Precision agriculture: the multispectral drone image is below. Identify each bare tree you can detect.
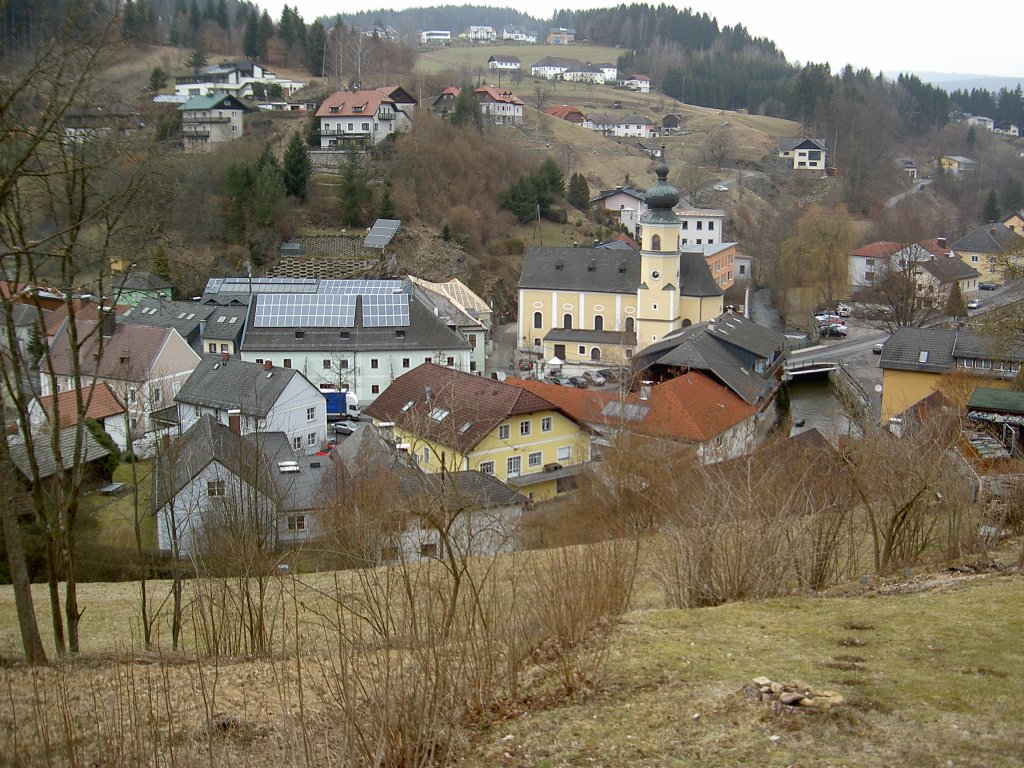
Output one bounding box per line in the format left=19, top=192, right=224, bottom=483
left=702, top=125, right=735, bottom=172
left=532, top=81, right=552, bottom=113
left=675, top=160, right=715, bottom=208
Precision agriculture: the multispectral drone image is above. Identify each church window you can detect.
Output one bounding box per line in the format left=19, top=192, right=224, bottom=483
left=562, top=313, right=573, bottom=329
left=594, top=315, right=604, bottom=331
left=625, top=317, right=635, bottom=333
left=533, top=311, right=543, bottom=328
left=651, top=234, right=661, bottom=251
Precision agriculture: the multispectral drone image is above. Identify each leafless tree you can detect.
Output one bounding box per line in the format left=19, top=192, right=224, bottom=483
left=702, top=125, right=736, bottom=172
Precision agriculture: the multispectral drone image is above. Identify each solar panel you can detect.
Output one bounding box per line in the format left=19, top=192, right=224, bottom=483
left=362, top=293, right=410, bottom=327
left=252, top=294, right=357, bottom=328
left=363, top=218, right=401, bottom=249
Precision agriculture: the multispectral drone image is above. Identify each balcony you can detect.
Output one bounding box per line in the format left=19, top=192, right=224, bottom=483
left=182, top=115, right=232, bottom=124
left=319, top=128, right=371, bottom=137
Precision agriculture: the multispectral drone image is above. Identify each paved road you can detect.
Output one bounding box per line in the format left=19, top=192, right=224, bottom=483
left=886, top=178, right=932, bottom=209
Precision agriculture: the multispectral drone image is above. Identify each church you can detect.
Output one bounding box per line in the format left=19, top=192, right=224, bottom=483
left=517, top=155, right=724, bottom=364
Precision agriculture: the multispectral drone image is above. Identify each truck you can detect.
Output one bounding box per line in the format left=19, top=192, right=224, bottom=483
left=321, top=388, right=361, bottom=421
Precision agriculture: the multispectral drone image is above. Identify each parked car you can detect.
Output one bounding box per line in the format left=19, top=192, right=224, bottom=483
left=820, top=324, right=847, bottom=338
left=544, top=376, right=573, bottom=386
left=967, top=298, right=982, bottom=309
left=568, top=375, right=589, bottom=388
left=583, top=370, right=607, bottom=386
left=713, top=184, right=729, bottom=192
left=979, top=281, right=998, bottom=291
left=597, top=368, right=620, bottom=383
left=836, top=303, right=852, bottom=317
left=872, top=342, right=884, bottom=354
left=814, top=312, right=843, bottom=325
left=334, top=421, right=362, bottom=435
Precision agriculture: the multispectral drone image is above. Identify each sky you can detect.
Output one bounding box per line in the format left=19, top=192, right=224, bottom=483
left=262, top=1, right=1022, bottom=79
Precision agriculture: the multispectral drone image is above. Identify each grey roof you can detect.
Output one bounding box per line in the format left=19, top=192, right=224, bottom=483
left=544, top=328, right=637, bottom=345
left=679, top=253, right=725, bottom=297
left=778, top=137, right=826, bottom=152
left=119, top=299, right=215, bottom=347
left=619, top=114, right=654, bottom=125
left=241, top=294, right=470, bottom=353
left=11, top=303, right=44, bottom=327
left=519, top=247, right=639, bottom=293
left=9, top=426, right=109, bottom=481
left=894, top=157, right=917, bottom=169
left=203, top=306, right=248, bottom=341
left=410, top=282, right=483, bottom=330
left=879, top=327, right=1024, bottom=374
left=533, top=56, right=580, bottom=69
left=632, top=314, right=785, bottom=405
left=116, top=270, right=174, bottom=292
left=918, top=256, right=978, bottom=283
left=591, top=186, right=646, bottom=203
left=593, top=239, right=636, bottom=250
left=950, top=223, right=1024, bottom=255
left=175, top=355, right=313, bottom=418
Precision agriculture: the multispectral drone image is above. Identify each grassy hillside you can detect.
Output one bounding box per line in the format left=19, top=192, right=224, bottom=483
left=415, top=43, right=626, bottom=77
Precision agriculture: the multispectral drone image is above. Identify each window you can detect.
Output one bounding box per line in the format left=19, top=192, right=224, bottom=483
left=207, top=479, right=226, bottom=497
left=682, top=221, right=689, bottom=230
left=697, top=221, right=703, bottom=230
left=971, top=255, right=979, bottom=263
left=371, top=384, right=380, bottom=394
left=422, top=447, right=430, bottom=464
left=541, top=416, right=552, bottom=432
left=533, top=311, right=543, bottom=329
left=402, top=357, right=410, bottom=368
left=557, top=446, right=572, bottom=462
left=499, top=424, right=511, bottom=440
left=128, top=388, right=137, bottom=403
left=534, top=338, right=541, bottom=347
left=652, top=303, right=658, bottom=311
left=208, top=343, right=217, bottom=353
left=591, top=347, right=601, bottom=361
left=425, top=356, right=432, bottom=363
left=287, top=514, right=306, bottom=531
left=479, top=460, right=495, bottom=475
left=528, top=451, right=543, bottom=468
left=362, top=122, right=370, bottom=130
left=709, top=221, right=715, bottom=231
left=220, top=343, right=228, bottom=352
left=339, top=359, right=349, bottom=369
left=594, top=315, right=604, bottom=331
left=371, top=358, right=379, bottom=369
left=307, top=407, right=316, bottom=421
left=563, top=313, right=573, bottom=329
left=651, top=234, right=661, bottom=251
left=446, top=356, right=455, bottom=366
left=625, top=316, right=635, bottom=333
left=283, top=359, right=292, bottom=368
left=323, top=359, right=332, bottom=369
left=520, top=420, right=531, bottom=436
left=293, top=436, right=302, bottom=450
left=507, top=455, right=521, bottom=477
left=152, top=387, right=161, bottom=403
left=130, top=417, right=138, bottom=432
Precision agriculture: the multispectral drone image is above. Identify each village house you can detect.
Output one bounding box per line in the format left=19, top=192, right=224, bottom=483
left=546, top=27, right=575, bottom=45
left=487, top=54, right=521, bottom=71
left=174, top=60, right=304, bottom=100
left=849, top=238, right=978, bottom=303
left=674, top=208, right=726, bottom=247
left=420, top=30, right=451, bottom=45
left=179, top=93, right=248, bottom=151
left=1003, top=210, right=1024, bottom=235
left=27, top=383, right=128, bottom=452
left=408, top=276, right=491, bottom=374
left=466, top=25, right=497, bottom=43
left=777, top=137, right=828, bottom=171
left=531, top=56, right=580, bottom=79
left=502, top=27, right=537, bottom=43
left=878, top=327, right=1024, bottom=423
left=893, top=158, right=918, bottom=180
left=62, top=103, right=143, bottom=143
left=950, top=223, right=1024, bottom=286
left=939, top=155, right=978, bottom=177
left=172, top=355, right=327, bottom=455
left=613, top=114, right=657, bottom=139
left=364, top=363, right=591, bottom=501
left=315, top=87, right=416, bottom=149
left=545, top=104, right=587, bottom=125
left=110, top=269, right=174, bottom=306
left=432, top=86, right=460, bottom=114
left=474, top=84, right=524, bottom=125
left=621, top=74, right=651, bottom=93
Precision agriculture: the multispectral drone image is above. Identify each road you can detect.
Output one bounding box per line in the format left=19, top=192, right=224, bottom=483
left=885, top=178, right=932, bottom=209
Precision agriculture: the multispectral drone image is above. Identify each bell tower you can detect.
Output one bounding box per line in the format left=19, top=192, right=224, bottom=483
left=636, top=149, right=683, bottom=349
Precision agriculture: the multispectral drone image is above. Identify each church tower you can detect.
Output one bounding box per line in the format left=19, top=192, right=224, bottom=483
left=636, top=151, right=683, bottom=349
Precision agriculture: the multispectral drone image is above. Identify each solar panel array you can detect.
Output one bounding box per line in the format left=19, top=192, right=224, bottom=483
left=363, top=219, right=401, bottom=249
left=250, top=280, right=410, bottom=328
left=206, top=277, right=319, bottom=295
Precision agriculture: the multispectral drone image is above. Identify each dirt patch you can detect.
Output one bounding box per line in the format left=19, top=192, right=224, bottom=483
left=838, top=637, right=868, bottom=648
left=841, top=621, right=876, bottom=631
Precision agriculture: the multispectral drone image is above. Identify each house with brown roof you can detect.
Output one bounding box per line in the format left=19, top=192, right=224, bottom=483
left=364, top=363, right=591, bottom=501
left=28, top=383, right=128, bottom=452
left=545, top=104, right=586, bottom=124
left=315, top=87, right=415, bottom=149
left=513, top=372, right=759, bottom=462
left=950, top=223, right=1024, bottom=286
left=41, top=316, right=201, bottom=449
left=474, top=84, right=524, bottom=125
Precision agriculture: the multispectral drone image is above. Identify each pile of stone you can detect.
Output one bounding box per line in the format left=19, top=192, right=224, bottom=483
left=745, top=677, right=844, bottom=710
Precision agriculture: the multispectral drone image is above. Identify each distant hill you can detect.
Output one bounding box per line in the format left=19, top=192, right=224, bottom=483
left=887, top=71, right=1024, bottom=93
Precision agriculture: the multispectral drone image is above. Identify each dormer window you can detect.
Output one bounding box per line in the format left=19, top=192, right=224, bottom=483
left=330, top=106, right=339, bottom=113
left=353, top=105, right=363, bottom=113
left=554, top=260, right=564, bottom=271
left=295, top=330, right=305, bottom=339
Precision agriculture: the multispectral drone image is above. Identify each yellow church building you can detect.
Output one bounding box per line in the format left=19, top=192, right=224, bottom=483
left=517, top=156, right=724, bottom=364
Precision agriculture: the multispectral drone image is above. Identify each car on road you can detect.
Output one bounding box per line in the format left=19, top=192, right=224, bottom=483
left=568, top=376, right=589, bottom=388
left=872, top=342, right=884, bottom=354
left=967, top=298, right=982, bottom=309
left=334, top=421, right=363, bottom=435
left=583, top=370, right=606, bottom=386
left=544, top=376, right=573, bottom=387
left=979, top=282, right=998, bottom=291
left=713, top=184, right=729, bottom=192
left=598, top=368, right=620, bottom=383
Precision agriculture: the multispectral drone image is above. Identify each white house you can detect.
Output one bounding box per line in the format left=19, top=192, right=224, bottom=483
left=467, top=25, right=497, bottom=42
left=613, top=114, right=657, bottom=139
left=174, top=60, right=304, bottom=100
left=315, top=87, right=414, bottom=149
left=174, top=354, right=328, bottom=456
left=502, top=27, right=537, bottom=43
left=563, top=64, right=606, bottom=84
left=487, top=55, right=521, bottom=71
left=675, top=208, right=726, bottom=247
left=474, top=84, right=524, bottom=125
left=597, top=63, right=618, bottom=84
left=408, top=276, right=491, bottom=374
left=28, top=383, right=129, bottom=453
left=994, top=123, right=1020, bottom=137
left=966, top=115, right=995, bottom=131
left=531, top=56, right=579, bottom=79
left=777, top=137, right=827, bottom=171
left=621, top=74, right=651, bottom=93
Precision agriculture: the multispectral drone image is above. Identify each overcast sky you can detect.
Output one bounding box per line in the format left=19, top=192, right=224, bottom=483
left=264, top=1, right=1022, bottom=78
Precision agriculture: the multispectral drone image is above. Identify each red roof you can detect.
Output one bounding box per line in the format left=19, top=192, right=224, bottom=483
left=545, top=105, right=585, bottom=121
left=514, top=373, right=756, bottom=443
left=851, top=241, right=902, bottom=258
left=47, top=319, right=176, bottom=381
left=917, top=238, right=950, bottom=257
left=316, top=89, right=394, bottom=119
left=364, top=363, right=569, bottom=453
left=36, top=383, right=125, bottom=427
left=474, top=84, right=524, bottom=106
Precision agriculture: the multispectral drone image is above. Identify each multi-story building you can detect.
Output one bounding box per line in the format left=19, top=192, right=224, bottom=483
left=474, top=84, right=524, bottom=125
left=179, top=94, right=247, bottom=151
left=365, top=363, right=591, bottom=501
left=315, top=87, right=415, bottom=149
left=777, top=137, right=828, bottom=171
left=174, top=60, right=304, bottom=99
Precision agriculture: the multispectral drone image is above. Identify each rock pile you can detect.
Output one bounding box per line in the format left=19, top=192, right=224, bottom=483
left=744, top=677, right=844, bottom=710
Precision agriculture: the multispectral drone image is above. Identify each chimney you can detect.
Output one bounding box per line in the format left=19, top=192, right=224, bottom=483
left=227, top=408, right=241, bottom=434
left=937, top=236, right=947, bottom=249
left=221, top=351, right=230, bottom=362
left=100, top=308, right=116, bottom=339
left=263, top=359, right=272, bottom=371
left=640, top=380, right=652, bottom=401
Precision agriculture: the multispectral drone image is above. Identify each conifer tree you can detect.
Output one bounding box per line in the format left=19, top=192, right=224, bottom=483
left=282, top=132, right=311, bottom=200
left=982, top=188, right=1000, bottom=223
left=567, top=172, right=590, bottom=210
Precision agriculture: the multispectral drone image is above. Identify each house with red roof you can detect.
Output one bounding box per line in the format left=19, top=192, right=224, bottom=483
left=315, top=87, right=416, bottom=149
left=850, top=237, right=979, bottom=303
left=474, top=84, right=524, bottom=125
left=28, top=383, right=128, bottom=451
left=364, top=363, right=591, bottom=501
left=514, top=372, right=759, bottom=462
left=545, top=104, right=586, bottom=124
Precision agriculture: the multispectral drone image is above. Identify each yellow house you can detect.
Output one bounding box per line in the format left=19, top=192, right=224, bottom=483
left=878, top=327, right=1024, bottom=423
left=1002, top=210, right=1024, bottom=235
left=950, top=223, right=1024, bottom=285
left=939, top=155, right=978, bottom=176
left=363, top=363, right=590, bottom=501
left=517, top=156, right=723, bottom=364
